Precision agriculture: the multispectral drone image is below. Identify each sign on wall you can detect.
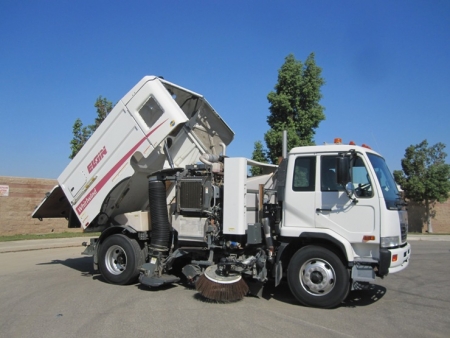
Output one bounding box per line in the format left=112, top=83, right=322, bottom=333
left=0, top=185, right=9, bottom=197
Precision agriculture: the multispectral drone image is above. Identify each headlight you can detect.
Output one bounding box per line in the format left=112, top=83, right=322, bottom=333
left=381, top=236, right=400, bottom=248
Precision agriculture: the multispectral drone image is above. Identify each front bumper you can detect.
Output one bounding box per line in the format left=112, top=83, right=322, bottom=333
left=388, top=242, right=411, bottom=274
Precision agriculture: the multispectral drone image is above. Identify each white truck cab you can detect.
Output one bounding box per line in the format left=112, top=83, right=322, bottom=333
left=279, top=141, right=410, bottom=279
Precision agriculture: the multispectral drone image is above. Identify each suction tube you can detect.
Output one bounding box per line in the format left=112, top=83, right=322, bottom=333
left=148, top=178, right=171, bottom=254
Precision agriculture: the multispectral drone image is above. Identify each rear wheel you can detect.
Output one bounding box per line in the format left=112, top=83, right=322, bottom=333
left=287, top=246, right=349, bottom=308
left=98, top=234, right=145, bottom=285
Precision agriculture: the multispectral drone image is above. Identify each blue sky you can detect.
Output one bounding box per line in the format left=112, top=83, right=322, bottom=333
left=1, top=1, right=449, bottom=179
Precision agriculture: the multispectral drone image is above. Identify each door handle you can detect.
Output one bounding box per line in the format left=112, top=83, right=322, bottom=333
left=316, top=208, right=332, bottom=212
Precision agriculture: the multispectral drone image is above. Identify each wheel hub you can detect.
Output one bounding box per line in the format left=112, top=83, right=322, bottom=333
left=310, top=271, right=324, bottom=284
left=105, top=245, right=127, bottom=275
left=300, top=259, right=336, bottom=296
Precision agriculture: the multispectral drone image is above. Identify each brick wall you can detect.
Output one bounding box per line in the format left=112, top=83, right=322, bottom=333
left=1, top=176, right=449, bottom=236
left=0, top=176, right=81, bottom=236
left=407, top=199, right=450, bottom=233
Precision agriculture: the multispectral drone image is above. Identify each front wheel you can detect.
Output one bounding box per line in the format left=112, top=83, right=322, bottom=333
left=287, top=246, right=349, bottom=308
left=98, top=234, right=145, bottom=285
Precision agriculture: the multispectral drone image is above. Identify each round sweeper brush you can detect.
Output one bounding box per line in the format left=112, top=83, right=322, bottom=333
left=196, top=265, right=249, bottom=302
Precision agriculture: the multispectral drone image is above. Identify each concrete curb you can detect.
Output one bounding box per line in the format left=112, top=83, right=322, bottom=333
left=0, top=234, right=449, bottom=254
left=407, top=234, right=450, bottom=241
left=0, top=237, right=90, bottom=254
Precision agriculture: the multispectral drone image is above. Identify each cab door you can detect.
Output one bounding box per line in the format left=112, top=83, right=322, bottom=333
left=315, top=154, right=380, bottom=245
left=282, top=155, right=317, bottom=235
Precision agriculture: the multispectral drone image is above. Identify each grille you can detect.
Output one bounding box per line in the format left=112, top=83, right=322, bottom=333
left=179, top=180, right=203, bottom=211
left=401, top=222, right=408, bottom=242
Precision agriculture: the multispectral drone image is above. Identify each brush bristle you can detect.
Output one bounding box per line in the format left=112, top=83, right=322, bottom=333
left=196, top=274, right=249, bottom=302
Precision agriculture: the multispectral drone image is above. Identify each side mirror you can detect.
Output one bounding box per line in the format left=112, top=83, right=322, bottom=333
left=345, top=182, right=355, bottom=196
left=336, top=157, right=350, bottom=186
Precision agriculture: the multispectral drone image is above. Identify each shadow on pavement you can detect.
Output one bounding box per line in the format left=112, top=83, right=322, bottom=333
left=253, top=280, right=387, bottom=308
left=38, top=257, right=387, bottom=308
left=37, top=256, right=97, bottom=279
left=260, top=280, right=299, bottom=305
left=342, top=284, right=387, bottom=307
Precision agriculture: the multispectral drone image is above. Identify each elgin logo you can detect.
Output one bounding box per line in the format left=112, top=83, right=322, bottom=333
left=87, top=146, right=107, bottom=173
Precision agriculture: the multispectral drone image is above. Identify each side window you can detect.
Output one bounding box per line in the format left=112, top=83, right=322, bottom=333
left=321, top=156, right=342, bottom=191
left=352, top=156, right=373, bottom=198
left=138, top=95, right=164, bottom=129
left=293, top=157, right=315, bottom=191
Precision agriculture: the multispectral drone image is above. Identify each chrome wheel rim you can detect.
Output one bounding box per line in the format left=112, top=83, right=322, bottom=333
left=104, top=245, right=127, bottom=275
left=299, top=258, right=336, bottom=296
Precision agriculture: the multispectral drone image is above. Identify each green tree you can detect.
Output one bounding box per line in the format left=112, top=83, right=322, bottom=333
left=93, top=96, right=113, bottom=130
left=69, top=118, right=92, bottom=159
left=69, top=96, right=113, bottom=159
left=250, top=140, right=268, bottom=176
left=252, top=53, right=325, bottom=166
left=393, top=140, right=450, bottom=233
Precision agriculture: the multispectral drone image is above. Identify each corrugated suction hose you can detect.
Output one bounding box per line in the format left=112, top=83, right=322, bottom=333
left=148, top=178, right=170, bottom=253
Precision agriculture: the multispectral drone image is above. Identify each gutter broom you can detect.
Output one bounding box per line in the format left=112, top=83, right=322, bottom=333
left=196, top=265, right=249, bottom=302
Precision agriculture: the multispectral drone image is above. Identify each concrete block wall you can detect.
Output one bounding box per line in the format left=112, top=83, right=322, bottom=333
left=0, top=176, right=80, bottom=236
left=432, top=200, right=450, bottom=233
left=407, top=199, right=450, bottom=233
left=0, top=175, right=449, bottom=235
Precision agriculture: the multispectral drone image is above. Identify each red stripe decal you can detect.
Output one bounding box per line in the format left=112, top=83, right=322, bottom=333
left=76, top=119, right=168, bottom=215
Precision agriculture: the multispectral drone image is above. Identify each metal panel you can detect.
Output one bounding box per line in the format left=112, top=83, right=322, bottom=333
left=32, top=185, right=71, bottom=219
left=223, top=157, right=247, bottom=235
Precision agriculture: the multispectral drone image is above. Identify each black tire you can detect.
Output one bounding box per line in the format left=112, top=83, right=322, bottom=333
left=287, top=246, right=349, bottom=308
left=98, top=234, right=145, bottom=285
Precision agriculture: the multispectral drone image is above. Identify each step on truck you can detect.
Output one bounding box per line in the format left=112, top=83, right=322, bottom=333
left=33, top=76, right=411, bottom=308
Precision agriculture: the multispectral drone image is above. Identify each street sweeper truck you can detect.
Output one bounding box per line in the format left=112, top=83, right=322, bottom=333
left=33, top=76, right=410, bottom=308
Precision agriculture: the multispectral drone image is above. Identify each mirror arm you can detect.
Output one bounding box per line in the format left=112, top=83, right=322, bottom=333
left=347, top=191, right=359, bottom=204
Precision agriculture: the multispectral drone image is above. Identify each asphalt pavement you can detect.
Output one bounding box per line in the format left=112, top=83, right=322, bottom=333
left=0, top=234, right=449, bottom=253
left=1, top=240, right=449, bottom=337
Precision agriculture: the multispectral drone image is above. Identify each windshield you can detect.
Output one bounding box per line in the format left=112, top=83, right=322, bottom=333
left=367, top=153, right=400, bottom=209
